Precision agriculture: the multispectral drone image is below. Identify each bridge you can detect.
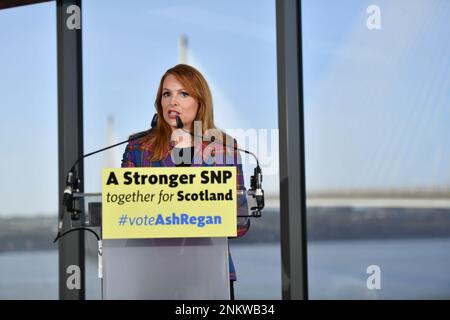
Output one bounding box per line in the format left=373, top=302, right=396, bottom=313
left=264, top=188, right=450, bottom=209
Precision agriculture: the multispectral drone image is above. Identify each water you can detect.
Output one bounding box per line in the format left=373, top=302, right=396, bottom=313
left=231, top=238, right=450, bottom=299
left=1, top=238, right=450, bottom=299
left=0, top=250, right=58, bottom=299
left=308, top=238, right=450, bottom=299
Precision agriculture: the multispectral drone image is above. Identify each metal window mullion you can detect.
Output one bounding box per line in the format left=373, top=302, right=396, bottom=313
left=57, top=0, right=85, bottom=300
left=276, top=0, right=308, bottom=300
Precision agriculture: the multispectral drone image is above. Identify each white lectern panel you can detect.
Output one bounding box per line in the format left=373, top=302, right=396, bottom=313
left=102, top=237, right=230, bottom=300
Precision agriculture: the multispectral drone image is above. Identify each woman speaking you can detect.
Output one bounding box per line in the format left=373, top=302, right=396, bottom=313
left=121, top=64, right=250, bottom=299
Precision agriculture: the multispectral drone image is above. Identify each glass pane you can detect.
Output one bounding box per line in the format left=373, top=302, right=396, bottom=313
left=303, top=0, right=450, bottom=299
left=0, top=2, right=57, bottom=299
left=82, top=0, right=279, bottom=299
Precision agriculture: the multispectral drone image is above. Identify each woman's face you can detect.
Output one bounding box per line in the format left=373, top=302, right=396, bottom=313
left=161, top=74, right=199, bottom=132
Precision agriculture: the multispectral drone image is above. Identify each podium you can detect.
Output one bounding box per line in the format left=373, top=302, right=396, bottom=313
left=102, top=237, right=229, bottom=299
left=73, top=192, right=244, bottom=300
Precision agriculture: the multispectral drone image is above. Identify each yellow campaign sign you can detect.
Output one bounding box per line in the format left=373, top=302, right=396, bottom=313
left=102, top=167, right=237, bottom=239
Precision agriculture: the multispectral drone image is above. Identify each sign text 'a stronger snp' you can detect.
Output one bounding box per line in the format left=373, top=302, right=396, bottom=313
left=102, top=167, right=237, bottom=239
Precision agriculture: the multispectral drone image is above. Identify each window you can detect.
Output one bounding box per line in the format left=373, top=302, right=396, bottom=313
left=0, top=2, right=57, bottom=299
left=303, top=0, right=450, bottom=299
left=82, top=0, right=279, bottom=299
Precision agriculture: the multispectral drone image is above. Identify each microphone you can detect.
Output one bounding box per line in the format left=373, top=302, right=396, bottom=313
left=60, top=127, right=152, bottom=225
left=151, top=113, right=158, bottom=129
left=176, top=115, right=184, bottom=129
left=151, top=113, right=184, bottom=129
left=174, top=116, right=264, bottom=217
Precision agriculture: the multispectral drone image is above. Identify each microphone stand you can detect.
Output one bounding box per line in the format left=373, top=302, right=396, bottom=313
left=54, top=128, right=152, bottom=288
left=174, top=115, right=265, bottom=217
left=54, top=129, right=151, bottom=242
left=56, top=114, right=265, bottom=236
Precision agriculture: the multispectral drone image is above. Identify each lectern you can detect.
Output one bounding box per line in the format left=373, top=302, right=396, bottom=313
left=72, top=191, right=252, bottom=300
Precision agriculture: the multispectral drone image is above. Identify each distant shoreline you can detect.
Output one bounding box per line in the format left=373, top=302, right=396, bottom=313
left=2, top=207, right=450, bottom=253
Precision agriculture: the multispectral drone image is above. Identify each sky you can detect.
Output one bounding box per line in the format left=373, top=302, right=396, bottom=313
left=0, top=0, right=449, bottom=216
left=302, top=0, right=450, bottom=191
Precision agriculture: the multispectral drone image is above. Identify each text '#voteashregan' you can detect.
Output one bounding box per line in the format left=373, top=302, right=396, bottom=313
left=117, top=213, right=222, bottom=228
